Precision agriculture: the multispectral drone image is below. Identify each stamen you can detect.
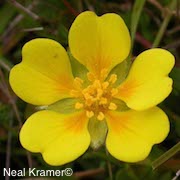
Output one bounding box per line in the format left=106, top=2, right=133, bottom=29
left=111, top=88, right=118, bottom=96
left=108, top=102, right=117, bottom=110
left=109, top=74, right=117, bottom=84
left=70, top=90, right=81, bottom=98
left=85, top=98, right=94, bottom=106
left=75, top=102, right=84, bottom=109
left=87, top=72, right=95, bottom=82
left=100, top=69, right=108, bottom=80
left=102, top=82, right=109, bottom=90
left=86, top=110, right=94, bottom=118
left=83, top=92, right=93, bottom=100
left=93, top=80, right=101, bottom=88
left=97, top=88, right=103, bottom=99
left=97, top=112, right=105, bottom=121
left=74, top=70, right=120, bottom=118
left=99, top=97, right=108, bottom=105
left=74, top=77, right=84, bottom=89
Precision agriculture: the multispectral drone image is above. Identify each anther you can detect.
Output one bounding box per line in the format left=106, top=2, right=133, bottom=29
left=86, top=111, right=94, bottom=118
left=75, top=102, right=84, bottom=109
left=87, top=72, right=95, bottom=82
left=74, top=77, right=84, bottom=89
left=109, top=74, right=117, bottom=84
left=97, top=88, right=103, bottom=99
left=97, top=112, right=105, bottom=121
left=93, top=80, right=101, bottom=88
left=111, top=88, right=119, bottom=96
left=84, top=92, right=93, bottom=100
left=99, top=97, right=108, bottom=105
left=100, top=69, right=108, bottom=80
left=70, top=90, right=81, bottom=98
left=108, top=102, right=117, bottom=110
left=102, top=81, right=109, bottom=90
left=85, top=98, right=94, bottom=106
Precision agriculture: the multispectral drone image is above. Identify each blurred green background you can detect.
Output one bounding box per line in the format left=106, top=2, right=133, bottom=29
left=0, top=0, right=179, bottom=179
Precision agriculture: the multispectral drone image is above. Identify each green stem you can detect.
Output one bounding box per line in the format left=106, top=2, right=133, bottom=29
left=152, top=142, right=180, bottom=169
left=106, top=149, right=113, bottom=180
left=130, top=0, right=147, bottom=49
left=152, top=0, right=177, bottom=48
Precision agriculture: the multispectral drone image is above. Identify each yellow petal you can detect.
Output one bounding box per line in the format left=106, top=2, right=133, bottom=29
left=116, top=48, right=175, bottom=110
left=106, top=107, right=169, bottom=162
left=69, top=11, right=131, bottom=78
left=9, top=38, right=74, bottom=105
left=20, top=110, right=90, bottom=166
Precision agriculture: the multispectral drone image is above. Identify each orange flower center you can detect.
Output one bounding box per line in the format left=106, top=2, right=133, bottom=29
left=70, top=69, right=119, bottom=120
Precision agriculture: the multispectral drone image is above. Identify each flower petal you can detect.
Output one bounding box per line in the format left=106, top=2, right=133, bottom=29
left=20, top=110, right=90, bottom=166
left=116, top=49, right=175, bottom=110
left=10, top=38, right=74, bottom=105
left=106, top=107, right=169, bottom=162
left=69, top=11, right=131, bottom=78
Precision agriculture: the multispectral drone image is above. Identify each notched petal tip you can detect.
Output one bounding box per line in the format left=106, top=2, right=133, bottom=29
left=9, top=38, right=75, bottom=105
left=105, top=107, right=170, bottom=162
left=69, top=11, right=131, bottom=78
left=20, top=110, right=90, bottom=166
left=116, top=48, right=175, bottom=110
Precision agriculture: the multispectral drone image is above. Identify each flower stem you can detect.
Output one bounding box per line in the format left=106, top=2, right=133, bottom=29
left=130, top=0, right=147, bottom=49
left=106, top=149, right=113, bottom=180
left=152, top=142, right=180, bottom=169
left=152, top=0, right=177, bottom=48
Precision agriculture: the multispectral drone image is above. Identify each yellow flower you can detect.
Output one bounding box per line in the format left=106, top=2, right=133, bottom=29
left=9, top=11, right=175, bottom=166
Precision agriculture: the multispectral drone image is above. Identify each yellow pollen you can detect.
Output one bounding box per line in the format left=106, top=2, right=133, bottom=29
left=99, top=97, right=108, bottom=105
left=85, top=98, right=94, bottom=106
left=87, top=72, right=95, bottom=82
left=71, top=71, right=120, bottom=120
left=86, top=110, right=94, bottom=118
left=97, top=88, right=103, bottom=99
left=102, top=82, right=109, bottom=89
left=97, top=112, right=105, bottom=121
left=93, top=80, right=101, bottom=88
left=111, top=88, right=119, bottom=96
left=83, top=92, right=91, bottom=100
left=108, top=102, right=117, bottom=110
left=109, top=74, right=117, bottom=84
left=75, top=102, right=84, bottom=109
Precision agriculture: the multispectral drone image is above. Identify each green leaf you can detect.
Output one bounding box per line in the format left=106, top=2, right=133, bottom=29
left=130, top=0, right=147, bottom=47
left=152, top=142, right=180, bottom=169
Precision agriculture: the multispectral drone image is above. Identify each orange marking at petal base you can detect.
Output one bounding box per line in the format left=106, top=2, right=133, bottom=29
left=56, top=74, right=74, bottom=92
left=117, top=79, right=137, bottom=99
left=106, top=111, right=129, bottom=133
left=65, top=112, right=88, bottom=134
